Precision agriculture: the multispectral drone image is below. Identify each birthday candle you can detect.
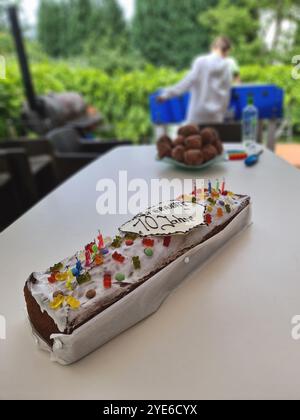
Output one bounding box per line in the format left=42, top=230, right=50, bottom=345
left=216, top=179, right=220, bottom=192
left=208, top=180, right=212, bottom=194
left=97, top=231, right=104, bottom=249
left=221, top=179, right=225, bottom=194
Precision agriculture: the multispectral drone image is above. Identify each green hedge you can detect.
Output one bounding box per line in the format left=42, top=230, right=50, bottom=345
left=0, top=60, right=297, bottom=141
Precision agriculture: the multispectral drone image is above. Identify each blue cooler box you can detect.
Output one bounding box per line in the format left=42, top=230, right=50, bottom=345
left=150, top=84, right=284, bottom=124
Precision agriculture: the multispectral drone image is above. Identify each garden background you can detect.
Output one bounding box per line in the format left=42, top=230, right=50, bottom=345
left=0, top=0, right=299, bottom=142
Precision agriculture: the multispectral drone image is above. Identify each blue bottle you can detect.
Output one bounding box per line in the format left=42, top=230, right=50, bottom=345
left=242, top=95, right=258, bottom=153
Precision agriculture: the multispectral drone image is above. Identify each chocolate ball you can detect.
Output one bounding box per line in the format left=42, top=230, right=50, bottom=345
left=157, top=135, right=173, bottom=148
left=184, top=149, right=204, bottom=166
left=185, top=135, right=202, bottom=150
left=173, top=135, right=185, bottom=147
left=200, top=127, right=220, bottom=145
left=178, top=124, right=200, bottom=138
left=202, top=144, right=218, bottom=162
left=212, top=139, right=224, bottom=155
left=157, top=142, right=172, bottom=159
left=171, top=145, right=185, bottom=162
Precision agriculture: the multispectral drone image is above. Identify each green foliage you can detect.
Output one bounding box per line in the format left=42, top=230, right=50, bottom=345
left=38, top=0, right=128, bottom=58
left=199, top=0, right=265, bottom=65
left=132, top=0, right=217, bottom=69
left=0, top=60, right=299, bottom=141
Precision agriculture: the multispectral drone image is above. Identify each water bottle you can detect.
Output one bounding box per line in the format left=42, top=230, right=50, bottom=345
left=242, top=95, right=258, bottom=153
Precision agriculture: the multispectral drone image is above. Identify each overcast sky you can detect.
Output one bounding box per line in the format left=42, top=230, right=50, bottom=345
left=21, top=0, right=135, bottom=24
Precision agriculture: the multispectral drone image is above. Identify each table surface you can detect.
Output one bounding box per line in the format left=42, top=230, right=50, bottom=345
left=1, top=144, right=300, bottom=400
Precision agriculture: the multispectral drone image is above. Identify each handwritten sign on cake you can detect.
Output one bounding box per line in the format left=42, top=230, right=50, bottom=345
left=120, top=201, right=206, bottom=237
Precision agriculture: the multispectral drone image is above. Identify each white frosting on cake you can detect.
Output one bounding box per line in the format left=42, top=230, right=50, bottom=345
left=28, top=191, right=249, bottom=333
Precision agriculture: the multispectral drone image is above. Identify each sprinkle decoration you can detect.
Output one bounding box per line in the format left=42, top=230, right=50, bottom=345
left=144, top=248, right=154, bottom=257
left=115, top=273, right=126, bottom=282
left=101, top=248, right=109, bottom=255
left=207, top=205, right=213, bottom=213
left=142, top=238, right=154, bottom=247
left=112, top=251, right=125, bottom=263
left=132, top=256, right=141, bottom=270
left=103, top=273, right=112, bottom=289
left=86, top=289, right=96, bottom=300
left=163, top=236, right=171, bottom=247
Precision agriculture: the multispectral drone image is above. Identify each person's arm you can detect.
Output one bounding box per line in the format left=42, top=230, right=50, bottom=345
left=159, top=58, right=202, bottom=101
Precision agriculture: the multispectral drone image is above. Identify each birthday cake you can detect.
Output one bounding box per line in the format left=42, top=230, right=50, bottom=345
left=24, top=186, right=251, bottom=364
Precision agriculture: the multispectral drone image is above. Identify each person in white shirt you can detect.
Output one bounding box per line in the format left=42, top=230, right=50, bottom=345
left=158, top=36, right=232, bottom=125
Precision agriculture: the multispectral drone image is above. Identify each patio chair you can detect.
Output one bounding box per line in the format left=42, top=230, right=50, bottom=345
left=0, top=139, right=58, bottom=198
left=46, top=127, right=132, bottom=181
left=0, top=150, right=23, bottom=231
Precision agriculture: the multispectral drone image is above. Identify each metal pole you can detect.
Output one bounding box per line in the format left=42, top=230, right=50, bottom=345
left=7, top=6, right=40, bottom=113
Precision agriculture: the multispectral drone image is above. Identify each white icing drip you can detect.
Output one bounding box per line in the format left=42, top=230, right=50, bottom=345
left=29, top=192, right=249, bottom=332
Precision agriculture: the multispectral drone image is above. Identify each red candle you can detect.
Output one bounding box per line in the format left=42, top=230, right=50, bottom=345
left=85, top=250, right=91, bottom=267
left=97, top=232, right=104, bottom=250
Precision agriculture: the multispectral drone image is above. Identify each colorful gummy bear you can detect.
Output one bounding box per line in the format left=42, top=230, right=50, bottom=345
left=49, top=294, right=64, bottom=310
left=65, top=296, right=80, bottom=310
left=48, top=273, right=57, bottom=284
left=163, top=236, right=171, bottom=247
left=125, top=239, right=134, bottom=246
left=207, top=206, right=213, bottom=213
left=207, top=198, right=216, bottom=205
left=103, top=273, right=112, bottom=289
left=142, top=238, right=154, bottom=247
left=77, top=272, right=91, bottom=285
left=205, top=213, right=212, bottom=225
left=225, top=204, right=231, bottom=214
left=217, top=208, right=224, bottom=218
left=112, top=252, right=125, bottom=263
left=111, top=236, right=123, bottom=248
left=132, top=256, right=141, bottom=270
left=50, top=262, right=63, bottom=273
left=94, top=254, right=104, bottom=266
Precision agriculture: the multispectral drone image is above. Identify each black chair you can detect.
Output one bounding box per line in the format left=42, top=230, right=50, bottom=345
left=199, top=123, right=242, bottom=143
left=0, top=139, right=58, bottom=198
left=46, top=127, right=132, bottom=181
left=0, top=150, right=23, bottom=231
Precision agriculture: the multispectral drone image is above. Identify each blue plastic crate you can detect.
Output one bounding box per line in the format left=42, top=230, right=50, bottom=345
left=150, top=84, right=284, bottom=124
left=149, top=91, right=189, bottom=124
left=229, top=84, right=284, bottom=120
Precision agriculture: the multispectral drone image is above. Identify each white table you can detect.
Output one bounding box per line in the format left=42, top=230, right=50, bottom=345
left=1, top=145, right=300, bottom=400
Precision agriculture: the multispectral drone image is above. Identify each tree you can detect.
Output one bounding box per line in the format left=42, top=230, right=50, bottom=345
left=199, top=0, right=264, bottom=65
left=132, top=0, right=217, bottom=69
left=38, top=0, right=128, bottom=58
